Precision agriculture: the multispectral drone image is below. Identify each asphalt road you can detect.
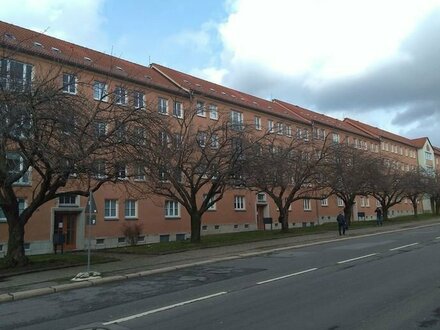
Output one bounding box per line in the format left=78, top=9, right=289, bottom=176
left=2, top=225, right=440, bottom=330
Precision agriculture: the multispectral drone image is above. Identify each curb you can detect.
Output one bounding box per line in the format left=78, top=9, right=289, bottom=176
left=1, top=221, right=439, bottom=303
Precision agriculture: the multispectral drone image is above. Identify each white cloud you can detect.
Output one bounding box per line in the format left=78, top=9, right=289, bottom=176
left=218, top=0, right=440, bottom=85
left=0, top=0, right=107, bottom=50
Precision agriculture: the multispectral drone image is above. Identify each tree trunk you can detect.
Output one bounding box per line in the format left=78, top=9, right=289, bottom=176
left=190, top=211, right=202, bottom=243
left=278, top=208, right=289, bottom=233
left=343, top=204, right=353, bottom=225
left=5, top=219, right=28, bottom=267
left=411, top=201, right=418, bottom=218
left=382, top=206, right=389, bottom=221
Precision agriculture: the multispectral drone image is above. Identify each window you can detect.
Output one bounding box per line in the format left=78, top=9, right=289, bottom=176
left=360, top=196, right=366, bottom=207
left=93, top=160, right=106, bottom=179
left=134, top=165, right=146, bottom=181
left=116, top=164, right=127, bottom=179
left=425, top=151, right=432, bottom=160
left=230, top=110, right=243, bottom=130
left=268, top=120, right=274, bottom=133
left=321, top=197, right=328, bottom=206
left=197, top=131, right=207, bottom=148
left=158, top=97, right=168, bottom=114
left=133, top=91, right=145, bottom=109
left=204, top=194, right=216, bottom=211
left=94, top=121, right=107, bottom=137
left=7, top=153, right=30, bottom=185
left=0, top=59, right=33, bottom=91
left=285, top=125, right=292, bottom=137
left=125, top=199, right=137, bottom=218
left=211, top=134, right=219, bottom=149
left=62, top=73, right=76, bottom=94
left=209, top=104, right=218, bottom=120
left=337, top=197, right=344, bottom=207
left=303, top=199, right=311, bottom=211
left=173, top=101, right=183, bottom=118
left=59, top=194, right=77, bottom=206
left=104, top=199, right=118, bottom=219
left=255, top=116, right=261, bottom=130
left=93, top=81, right=107, bottom=101
left=234, top=195, right=246, bottom=210
left=115, top=86, right=127, bottom=105
left=332, top=133, right=340, bottom=143
left=366, top=197, right=370, bottom=207
left=165, top=200, right=180, bottom=218
left=0, top=198, right=26, bottom=222
left=196, top=101, right=206, bottom=117
left=276, top=122, right=283, bottom=135
left=133, top=127, right=146, bottom=145
left=257, top=193, right=266, bottom=203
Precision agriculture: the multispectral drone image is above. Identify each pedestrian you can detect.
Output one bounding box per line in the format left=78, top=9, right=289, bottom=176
left=375, top=207, right=383, bottom=226
left=336, top=212, right=347, bottom=236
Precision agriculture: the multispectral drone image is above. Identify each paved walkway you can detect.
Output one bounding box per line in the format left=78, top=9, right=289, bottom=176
left=1, top=218, right=439, bottom=303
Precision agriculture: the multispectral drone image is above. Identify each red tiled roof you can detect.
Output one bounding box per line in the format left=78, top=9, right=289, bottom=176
left=151, top=63, right=310, bottom=125
left=274, top=99, right=375, bottom=139
left=0, top=20, right=182, bottom=94
left=344, top=118, right=416, bottom=147
left=411, top=137, right=428, bottom=149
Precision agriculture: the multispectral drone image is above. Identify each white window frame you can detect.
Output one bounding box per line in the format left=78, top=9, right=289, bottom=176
left=332, top=133, right=340, bottom=143
left=94, top=121, right=107, bottom=137
left=7, top=152, right=31, bottom=185
left=58, top=194, right=78, bottom=207
left=234, top=195, right=246, bottom=210
left=165, top=200, right=180, bottom=218
left=285, top=125, right=292, bottom=137
left=62, top=73, right=77, bottom=94
left=0, top=59, right=33, bottom=91
left=209, top=104, right=218, bottom=120
left=321, top=197, right=328, bottom=206
left=204, top=194, right=216, bottom=211
left=196, top=100, right=206, bottom=117
left=211, top=134, right=219, bottom=149
left=276, top=122, right=283, bottom=135
left=173, top=101, right=184, bottom=118
left=255, top=116, right=262, bottom=130
left=124, top=199, right=138, bottom=219
left=117, top=164, right=127, bottom=180
left=268, top=120, right=274, bottom=133
left=115, top=86, right=127, bottom=105
left=93, top=81, right=108, bottom=101
left=133, top=91, right=145, bottom=109
left=303, top=199, right=311, bottom=211
left=337, top=197, right=344, bottom=207
left=134, top=165, right=146, bottom=181
left=104, top=199, right=118, bottom=219
left=230, top=110, right=244, bottom=130
left=158, top=97, right=168, bottom=115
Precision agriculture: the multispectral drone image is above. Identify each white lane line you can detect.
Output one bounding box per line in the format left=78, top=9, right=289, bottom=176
left=389, top=243, right=419, bottom=251
left=337, top=253, right=378, bottom=264
left=436, top=237, right=440, bottom=240
left=256, top=268, right=318, bottom=285
left=103, top=291, right=227, bottom=325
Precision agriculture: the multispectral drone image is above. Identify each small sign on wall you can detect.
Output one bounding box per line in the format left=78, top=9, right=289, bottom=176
left=58, top=222, right=63, bottom=229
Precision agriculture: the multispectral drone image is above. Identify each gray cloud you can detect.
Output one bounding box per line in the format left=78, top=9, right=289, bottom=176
left=221, top=8, right=440, bottom=145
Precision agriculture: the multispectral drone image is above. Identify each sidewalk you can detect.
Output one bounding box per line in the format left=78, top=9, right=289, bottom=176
left=1, top=218, right=439, bottom=303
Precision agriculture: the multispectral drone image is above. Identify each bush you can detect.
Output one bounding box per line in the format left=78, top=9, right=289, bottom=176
left=121, top=223, right=143, bottom=246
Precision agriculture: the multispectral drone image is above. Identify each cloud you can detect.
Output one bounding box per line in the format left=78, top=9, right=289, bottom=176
left=196, top=0, right=440, bottom=144
left=0, top=0, right=108, bottom=51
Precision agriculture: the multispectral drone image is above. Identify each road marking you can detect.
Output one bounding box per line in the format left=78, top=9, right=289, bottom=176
left=436, top=237, right=440, bottom=240
left=389, top=243, right=419, bottom=251
left=103, top=291, right=227, bottom=325
left=256, top=268, right=318, bottom=285
left=337, top=253, right=378, bottom=264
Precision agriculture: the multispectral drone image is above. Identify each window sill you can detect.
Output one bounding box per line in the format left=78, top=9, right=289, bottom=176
left=125, top=217, right=138, bottom=220
left=104, top=218, right=119, bottom=221
left=165, top=216, right=181, bottom=219
left=234, top=209, right=246, bottom=212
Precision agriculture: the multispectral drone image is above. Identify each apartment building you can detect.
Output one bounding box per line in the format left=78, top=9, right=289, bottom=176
left=0, top=20, right=437, bottom=256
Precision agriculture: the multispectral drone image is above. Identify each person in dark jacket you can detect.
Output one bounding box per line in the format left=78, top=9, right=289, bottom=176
left=336, top=212, right=347, bottom=236
left=375, top=207, right=383, bottom=226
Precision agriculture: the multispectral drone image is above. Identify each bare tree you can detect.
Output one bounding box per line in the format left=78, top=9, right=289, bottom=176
left=128, top=102, right=257, bottom=243
left=0, top=58, right=147, bottom=266
left=401, top=167, right=431, bottom=217
left=244, top=132, right=329, bottom=232
left=369, top=158, right=406, bottom=221
left=323, top=142, right=377, bottom=224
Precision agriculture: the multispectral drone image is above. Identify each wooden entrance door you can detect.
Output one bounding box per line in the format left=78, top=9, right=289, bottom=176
left=257, top=205, right=265, bottom=230
left=54, top=213, right=77, bottom=250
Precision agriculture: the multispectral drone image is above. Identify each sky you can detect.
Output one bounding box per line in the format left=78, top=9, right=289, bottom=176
left=2, top=0, right=440, bottom=145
